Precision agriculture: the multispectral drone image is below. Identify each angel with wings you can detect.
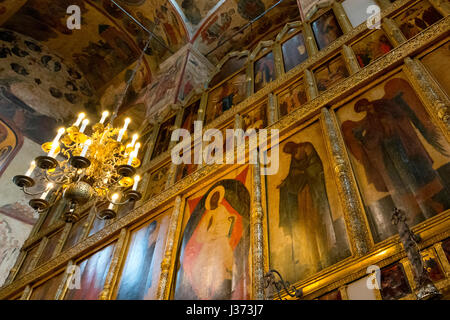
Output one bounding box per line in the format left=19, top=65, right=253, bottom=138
left=342, top=78, right=450, bottom=224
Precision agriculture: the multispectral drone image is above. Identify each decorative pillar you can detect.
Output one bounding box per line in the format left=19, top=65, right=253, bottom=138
left=29, top=211, right=47, bottom=238
left=303, top=23, right=319, bottom=56
left=429, top=0, right=450, bottom=16
left=268, top=93, right=279, bottom=125
left=342, top=45, right=361, bottom=74
left=333, top=1, right=353, bottom=34
left=273, top=42, right=285, bottom=77
left=165, top=107, right=185, bottom=189
left=157, top=196, right=184, bottom=300
left=54, top=223, right=72, bottom=257
left=4, top=251, right=26, bottom=285
left=382, top=18, right=407, bottom=46
left=19, top=285, right=31, bottom=300
left=55, top=261, right=75, bottom=300
left=434, top=242, right=450, bottom=278
left=246, top=63, right=254, bottom=97
left=338, top=285, right=349, bottom=300
left=99, top=228, right=128, bottom=300
left=321, top=108, right=372, bottom=256
left=403, top=57, right=450, bottom=139
left=305, top=69, right=319, bottom=101
left=252, top=152, right=265, bottom=300
left=196, top=90, right=209, bottom=123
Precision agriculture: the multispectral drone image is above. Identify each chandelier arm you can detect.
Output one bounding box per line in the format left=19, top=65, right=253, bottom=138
left=22, top=186, right=47, bottom=197
left=44, top=170, right=71, bottom=185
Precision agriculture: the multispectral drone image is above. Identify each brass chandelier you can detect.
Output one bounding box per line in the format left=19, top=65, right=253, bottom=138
left=12, top=112, right=142, bottom=222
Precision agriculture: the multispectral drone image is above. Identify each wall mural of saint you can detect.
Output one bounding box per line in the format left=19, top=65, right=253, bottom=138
left=254, top=51, right=275, bottom=93
left=115, top=213, right=170, bottom=300
left=311, top=10, right=343, bottom=50
left=174, top=167, right=251, bottom=299
left=267, top=124, right=350, bottom=285
left=338, top=76, right=450, bottom=242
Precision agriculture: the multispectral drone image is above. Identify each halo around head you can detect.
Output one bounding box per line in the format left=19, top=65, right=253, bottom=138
left=205, top=185, right=225, bottom=211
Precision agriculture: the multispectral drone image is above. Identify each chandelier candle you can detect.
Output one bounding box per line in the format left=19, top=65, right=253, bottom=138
left=109, top=193, right=120, bottom=210
left=80, top=139, right=92, bottom=157
left=73, top=113, right=85, bottom=127
left=99, top=111, right=109, bottom=124
left=117, top=118, right=131, bottom=142
left=48, top=128, right=66, bottom=157
left=79, top=119, right=89, bottom=134
left=132, top=175, right=140, bottom=191
left=128, top=142, right=141, bottom=165
left=25, top=161, right=36, bottom=177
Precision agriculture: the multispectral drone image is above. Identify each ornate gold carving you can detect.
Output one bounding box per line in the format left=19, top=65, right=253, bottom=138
left=434, top=242, right=450, bottom=278
left=156, top=196, right=183, bottom=300
left=54, top=261, right=73, bottom=300
left=251, top=155, right=265, bottom=300
left=333, top=1, right=353, bottom=34
left=342, top=45, right=361, bottom=75
left=320, top=108, right=372, bottom=256
left=305, top=69, right=318, bottom=101
left=303, top=22, right=319, bottom=56
left=403, top=57, right=450, bottom=140
left=19, top=286, right=31, bottom=300
left=429, top=0, right=450, bottom=16
left=268, top=93, right=278, bottom=125
left=382, top=18, right=407, bottom=46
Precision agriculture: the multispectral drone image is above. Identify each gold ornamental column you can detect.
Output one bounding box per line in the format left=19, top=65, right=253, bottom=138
left=320, top=108, right=372, bottom=256
left=333, top=1, right=353, bottom=34
left=303, top=23, right=319, bottom=56
left=156, top=196, right=184, bottom=300
left=305, top=69, right=319, bottom=101
left=403, top=57, right=450, bottom=139
left=4, top=251, right=26, bottom=286
left=268, top=93, right=279, bottom=125
left=99, top=229, right=128, bottom=300
left=166, top=106, right=185, bottom=189
left=342, top=45, right=361, bottom=75
left=382, top=18, right=407, bottom=46
left=251, top=151, right=265, bottom=300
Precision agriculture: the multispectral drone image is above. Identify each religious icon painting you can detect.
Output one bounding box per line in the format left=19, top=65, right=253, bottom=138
left=37, top=230, right=62, bottom=267
left=151, top=115, right=177, bottom=160
left=209, top=55, right=247, bottom=88
left=64, top=243, right=115, bottom=300
left=16, top=244, right=40, bottom=279
left=181, top=100, right=201, bottom=134
left=421, top=249, right=445, bottom=282
left=173, top=166, right=252, bottom=300
left=175, top=141, right=199, bottom=183
left=311, top=10, right=343, bottom=50
left=380, top=263, right=411, bottom=300
left=254, top=51, right=276, bottom=93
left=241, top=103, right=268, bottom=132
left=143, top=163, right=171, bottom=201
left=352, top=30, right=393, bottom=68
left=394, top=0, right=442, bottom=40
left=282, top=32, right=309, bottom=72
left=62, top=213, right=90, bottom=251
left=0, top=118, right=19, bottom=175
left=265, top=121, right=351, bottom=285
left=420, top=40, right=450, bottom=97
left=314, top=55, right=349, bottom=92
left=29, top=272, right=65, bottom=300
left=115, top=211, right=171, bottom=300
left=206, top=71, right=247, bottom=125
left=277, top=81, right=308, bottom=117
left=336, top=74, right=450, bottom=243
left=442, top=238, right=450, bottom=263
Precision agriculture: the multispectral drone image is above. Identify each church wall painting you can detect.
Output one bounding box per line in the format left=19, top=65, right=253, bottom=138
left=314, top=55, right=349, bottom=93
left=277, top=80, right=307, bottom=118
left=281, top=32, right=309, bottom=73
left=205, top=70, right=247, bottom=124
left=393, top=0, right=443, bottom=40
left=253, top=51, right=276, bottom=93
left=36, top=230, right=62, bottom=267
left=114, top=210, right=170, bottom=300
left=143, top=163, right=171, bottom=201
left=173, top=166, right=252, bottom=299
left=379, top=263, right=411, bottom=300
left=420, top=39, right=450, bottom=98
left=64, top=242, right=115, bottom=300
left=352, top=29, right=393, bottom=68
left=311, top=10, right=343, bottom=51
left=265, top=120, right=351, bottom=286
left=241, top=102, right=268, bottom=132
left=336, top=74, right=450, bottom=243
left=152, top=115, right=177, bottom=160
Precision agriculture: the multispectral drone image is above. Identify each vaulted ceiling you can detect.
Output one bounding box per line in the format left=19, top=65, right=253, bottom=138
left=0, top=0, right=301, bottom=99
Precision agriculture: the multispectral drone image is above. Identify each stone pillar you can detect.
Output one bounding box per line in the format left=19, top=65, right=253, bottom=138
left=156, top=196, right=183, bottom=300
left=320, top=108, right=372, bottom=256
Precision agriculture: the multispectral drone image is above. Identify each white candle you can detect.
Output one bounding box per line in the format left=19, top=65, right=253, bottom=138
left=80, top=139, right=92, bottom=157
left=40, top=183, right=54, bottom=200
left=127, top=142, right=141, bottom=165
left=130, top=134, right=138, bottom=147
left=117, top=118, right=131, bottom=142
left=73, top=113, right=85, bottom=127
left=132, top=175, right=140, bottom=191
left=48, top=127, right=65, bottom=157
left=108, top=193, right=120, bottom=210
left=99, top=111, right=109, bottom=124
left=25, top=161, right=36, bottom=177
left=79, top=119, right=89, bottom=133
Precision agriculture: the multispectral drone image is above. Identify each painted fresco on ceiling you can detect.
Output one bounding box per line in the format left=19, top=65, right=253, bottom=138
left=193, top=0, right=300, bottom=64
left=178, top=51, right=213, bottom=103
left=175, top=0, right=224, bottom=34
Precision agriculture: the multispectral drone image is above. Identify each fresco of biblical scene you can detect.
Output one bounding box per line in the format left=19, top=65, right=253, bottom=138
left=206, top=70, right=247, bottom=124
left=314, top=55, right=349, bottom=92
left=62, top=213, right=90, bottom=252
left=151, top=115, right=177, bottom=160
left=174, top=166, right=251, bottom=299
left=352, top=30, right=393, bottom=68
left=337, top=76, right=450, bottom=243
left=115, top=212, right=170, bottom=300
left=143, top=163, right=171, bottom=201
left=241, top=103, right=268, bottom=132
left=422, top=250, right=445, bottom=282
left=36, top=231, right=62, bottom=267
left=64, top=243, right=115, bottom=300
left=311, top=10, right=343, bottom=50
left=0, top=118, right=20, bottom=175
left=282, top=32, right=309, bottom=72
left=278, top=81, right=308, bottom=117
left=266, top=122, right=351, bottom=285
left=181, top=100, right=201, bottom=134
left=29, top=272, right=65, bottom=300
left=380, top=263, right=411, bottom=300
left=394, top=0, right=442, bottom=40
left=420, top=40, right=450, bottom=97
left=254, top=51, right=276, bottom=93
